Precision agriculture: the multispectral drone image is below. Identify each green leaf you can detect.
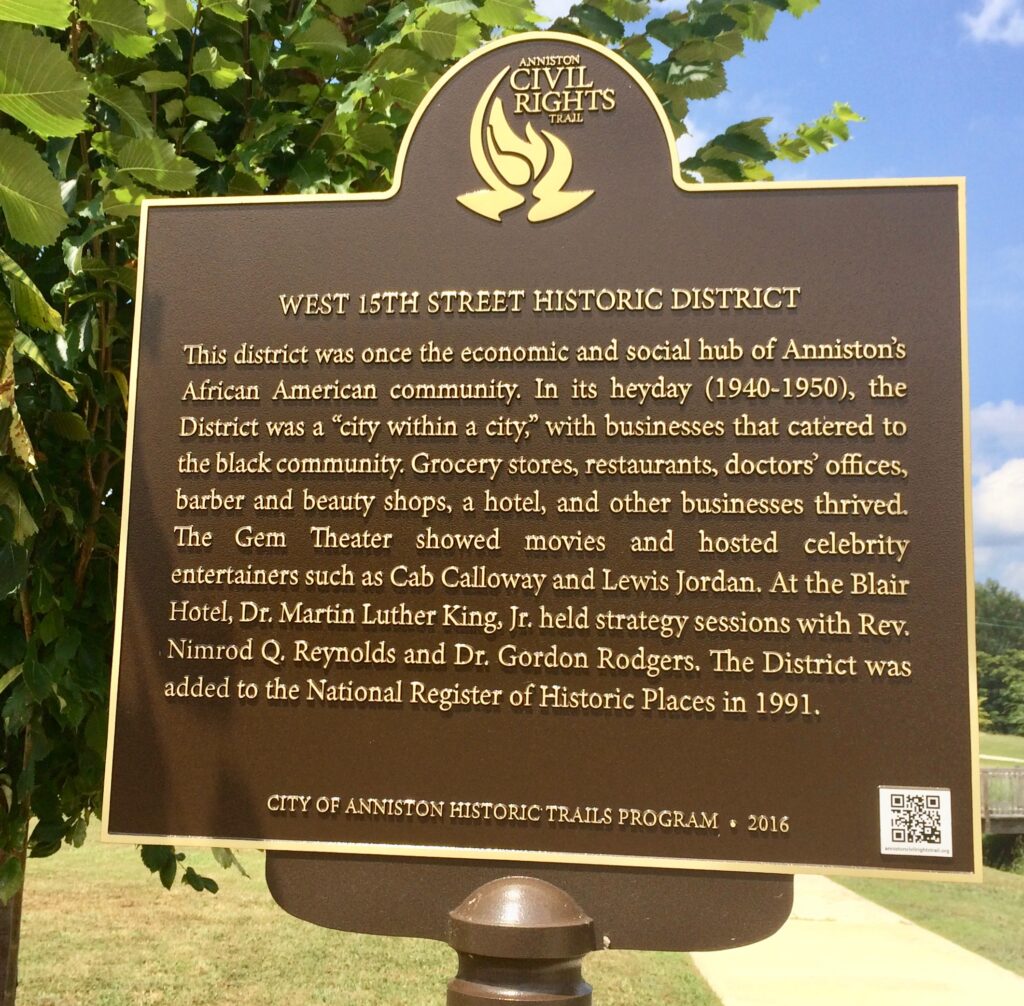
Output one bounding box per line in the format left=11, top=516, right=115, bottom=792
left=0, top=0, right=72, bottom=29
left=61, top=222, right=116, bottom=277
left=92, top=76, right=155, bottom=138
left=619, top=33, right=652, bottom=61
left=711, top=118, right=775, bottom=161
left=672, top=58, right=727, bottom=100
left=0, top=543, right=28, bottom=596
left=141, top=845, right=182, bottom=888
left=354, top=122, right=393, bottom=153
left=647, top=73, right=688, bottom=125
left=114, top=137, right=198, bottom=192
left=569, top=3, right=623, bottom=40
left=81, top=0, right=156, bottom=58
left=0, top=663, right=23, bottom=695
left=787, top=0, right=820, bottom=16
left=409, top=11, right=479, bottom=60
left=90, top=129, right=127, bottom=160
left=0, top=131, right=68, bottom=251
left=672, top=29, right=744, bottom=63
left=289, top=150, right=330, bottom=193
left=69, top=817, right=88, bottom=848
left=182, top=866, right=219, bottom=893
left=226, top=168, right=266, bottom=195
left=293, top=18, right=349, bottom=56
left=377, top=72, right=438, bottom=110
left=646, top=14, right=689, bottom=49
left=48, top=411, right=91, bottom=441
left=774, top=102, right=862, bottom=163
left=212, top=847, right=249, bottom=876
left=0, top=24, right=89, bottom=138
left=603, top=0, right=648, bottom=21
left=0, top=290, right=13, bottom=353
left=159, top=855, right=177, bottom=888
left=0, top=342, right=35, bottom=467
left=184, top=95, right=225, bottom=123
left=38, top=608, right=63, bottom=646
left=140, top=844, right=172, bottom=873
left=133, top=70, right=186, bottom=92
left=692, top=157, right=746, bottom=182
left=14, top=331, right=77, bottom=400
left=0, top=249, right=64, bottom=333
left=110, top=367, right=129, bottom=407
left=162, top=97, right=183, bottom=124
left=730, top=6, right=775, bottom=42
left=204, top=0, right=246, bottom=22
left=0, top=857, right=22, bottom=906
left=0, top=472, right=37, bottom=544
left=183, top=127, right=222, bottom=162
left=323, top=0, right=366, bottom=15
left=430, top=1, right=478, bottom=14
left=475, top=0, right=534, bottom=29
left=371, top=46, right=434, bottom=75
left=193, top=47, right=248, bottom=90
left=146, top=0, right=195, bottom=32
left=84, top=707, right=108, bottom=756
left=21, top=655, right=54, bottom=702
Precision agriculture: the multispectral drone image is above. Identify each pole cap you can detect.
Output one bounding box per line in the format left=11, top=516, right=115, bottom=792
left=448, top=877, right=599, bottom=959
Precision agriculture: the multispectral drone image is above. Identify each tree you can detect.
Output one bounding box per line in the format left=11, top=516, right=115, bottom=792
left=0, top=1, right=855, bottom=1001
left=976, top=579, right=1024, bottom=656
left=975, top=580, right=1024, bottom=737
left=977, top=651, right=1024, bottom=737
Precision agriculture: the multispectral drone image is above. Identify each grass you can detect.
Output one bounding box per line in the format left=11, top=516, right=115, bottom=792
left=980, top=732, right=1024, bottom=766
left=846, top=722, right=1024, bottom=978
left=17, top=837, right=720, bottom=1006
left=839, top=867, right=1024, bottom=977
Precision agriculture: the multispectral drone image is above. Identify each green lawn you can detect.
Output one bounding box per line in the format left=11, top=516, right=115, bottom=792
left=839, top=867, right=1024, bottom=977
left=17, top=838, right=720, bottom=1006
left=857, top=725, right=1024, bottom=975
left=980, top=732, right=1024, bottom=765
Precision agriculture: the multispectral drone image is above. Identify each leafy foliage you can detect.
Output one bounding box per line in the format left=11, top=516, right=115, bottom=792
left=978, top=651, right=1024, bottom=737
left=0, top=0, right=855, bottom=906
left=976, top=581, right=1024, bottom=737
left=977, top=580, right=1024, bottom=656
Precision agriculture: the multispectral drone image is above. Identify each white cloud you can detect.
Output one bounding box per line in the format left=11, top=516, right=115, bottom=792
left=533, top=0, right=570, bottom=23
left=962, top=0, right=1024, bottom=44
left=971, top=400, right=1024, bottom=476
left=996, top=560, right=1024, bottom=593
left=975, top=546, right=1024, bottom=592
left=974, top=457, right=1024, bottom=544
left=676, top=122, right=711, bottom=161
left=973, top=457, right=1024, bottom=588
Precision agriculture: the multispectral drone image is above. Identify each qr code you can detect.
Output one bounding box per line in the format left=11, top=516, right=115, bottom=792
left=879, top=787, right=952, bottom=857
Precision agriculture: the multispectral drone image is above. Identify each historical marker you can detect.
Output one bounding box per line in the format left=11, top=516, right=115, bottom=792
left=103, top=33, right=979, bottom=882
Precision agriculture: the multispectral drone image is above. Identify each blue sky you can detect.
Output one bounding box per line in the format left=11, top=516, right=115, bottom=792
left=535, top=0, right=1024, bottom=591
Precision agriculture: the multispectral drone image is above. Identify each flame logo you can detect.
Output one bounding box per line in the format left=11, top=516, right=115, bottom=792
left=458, top=68, right=594, bottom=223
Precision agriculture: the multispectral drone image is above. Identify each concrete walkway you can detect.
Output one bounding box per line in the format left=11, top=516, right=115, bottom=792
left=690, top=875, right=1024, bottom=1005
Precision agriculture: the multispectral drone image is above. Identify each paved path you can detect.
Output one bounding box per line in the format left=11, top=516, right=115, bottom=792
left=690, top=875, right=1024, bottom=1005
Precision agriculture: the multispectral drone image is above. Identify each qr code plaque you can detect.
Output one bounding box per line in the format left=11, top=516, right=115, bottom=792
left=878, top=787, right=952, bottom=857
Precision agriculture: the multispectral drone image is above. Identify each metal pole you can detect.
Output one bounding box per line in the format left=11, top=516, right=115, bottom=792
left=446, top=876, right=599, bottom=1004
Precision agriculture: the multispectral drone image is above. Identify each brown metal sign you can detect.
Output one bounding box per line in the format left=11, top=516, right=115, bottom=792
left=103, top=33, right=979, bottom=880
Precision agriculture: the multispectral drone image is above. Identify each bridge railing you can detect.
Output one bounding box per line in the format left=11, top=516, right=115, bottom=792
left=981, top=767, right=1024, bottom=823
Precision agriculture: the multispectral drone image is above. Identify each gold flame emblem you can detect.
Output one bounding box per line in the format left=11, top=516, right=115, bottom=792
left=458, top=68, right=594, bottom=223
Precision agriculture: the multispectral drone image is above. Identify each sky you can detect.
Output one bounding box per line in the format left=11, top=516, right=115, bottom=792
left=534, top=0, right=1024, bottom=591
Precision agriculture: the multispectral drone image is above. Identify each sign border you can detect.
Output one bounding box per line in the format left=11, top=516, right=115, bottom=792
left=101, top=31, right=980, bottom=882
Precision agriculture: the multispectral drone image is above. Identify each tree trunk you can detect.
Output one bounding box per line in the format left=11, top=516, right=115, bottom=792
left=0, top=865, right=24, bottom=1006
